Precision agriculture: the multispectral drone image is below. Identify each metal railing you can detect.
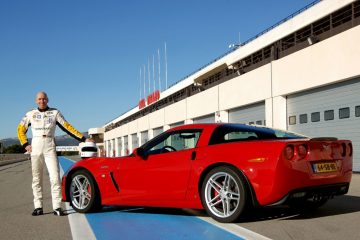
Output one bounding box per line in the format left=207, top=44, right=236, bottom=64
left=0, top=154, right=30, bottom=166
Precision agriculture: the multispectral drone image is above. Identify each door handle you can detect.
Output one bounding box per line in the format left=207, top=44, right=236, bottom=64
left=191, top=151, right=196, bottom=160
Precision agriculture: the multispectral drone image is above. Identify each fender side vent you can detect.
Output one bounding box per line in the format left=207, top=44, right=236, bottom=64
left=109, top=172, right=120, bottom=192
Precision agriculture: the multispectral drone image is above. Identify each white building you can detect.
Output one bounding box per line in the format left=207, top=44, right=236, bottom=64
left=93, top=0, right=360, bottom=171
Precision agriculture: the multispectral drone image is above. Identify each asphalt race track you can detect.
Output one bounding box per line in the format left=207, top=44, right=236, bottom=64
left=1, top=156, right=360, bottom=240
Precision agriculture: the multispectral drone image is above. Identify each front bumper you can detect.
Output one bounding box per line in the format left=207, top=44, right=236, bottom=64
left=61, top=174, right=68, bottom=202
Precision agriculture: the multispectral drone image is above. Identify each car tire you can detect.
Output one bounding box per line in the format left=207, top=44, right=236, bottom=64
left=69, top=169, right=101, bottom=213
left=201, top=166, right=247, bottom=223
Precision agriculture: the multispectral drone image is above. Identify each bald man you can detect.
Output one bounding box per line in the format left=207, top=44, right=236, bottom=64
left=17, top=91, right=90, bottom=216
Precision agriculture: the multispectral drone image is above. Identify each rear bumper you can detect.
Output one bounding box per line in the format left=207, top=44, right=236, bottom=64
left=249, top=156, right=352, bottom=206
left=267, top=182, right=350, bottom=206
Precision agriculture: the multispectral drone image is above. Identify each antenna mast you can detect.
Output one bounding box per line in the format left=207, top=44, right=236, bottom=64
left=165, top=42, right=168, bottom=89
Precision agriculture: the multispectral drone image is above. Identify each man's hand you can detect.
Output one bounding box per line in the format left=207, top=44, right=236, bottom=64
left=25, top=145, right=32, bottom=153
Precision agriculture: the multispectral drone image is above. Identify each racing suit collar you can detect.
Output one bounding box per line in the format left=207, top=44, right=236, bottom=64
left=38, top=106, right=49, bottom=112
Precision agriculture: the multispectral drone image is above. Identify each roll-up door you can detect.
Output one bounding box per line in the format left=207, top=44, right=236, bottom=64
left=111, top=139, right=115, bottom=157
left=287, top=78, right=360, bottom=172
left=117, top=137, right=122, bottom=156
left=170, top=121, right=184, bottom=129
left=141, top=131, right=149, bottom=145
left=228, top=102, right=266, bottom=125
left=153, top=127, right=163, bottom=138
left=193, top=114, right=214, bottom=124
left=131, top=133, right=138, bottom=151
left=123, top=136, right=129, bottom=155
left=106, top=140, right=110, bottom=157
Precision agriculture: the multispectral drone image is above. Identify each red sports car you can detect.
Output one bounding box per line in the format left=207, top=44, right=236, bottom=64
left=61, top=123, right=353, bottom=223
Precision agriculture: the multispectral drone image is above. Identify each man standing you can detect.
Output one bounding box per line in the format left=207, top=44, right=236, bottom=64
left=17, top=91, right=91, bottom=216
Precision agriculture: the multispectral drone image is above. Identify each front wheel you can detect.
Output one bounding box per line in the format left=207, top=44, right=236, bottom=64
left=201, top=166, right=247, bottom=223
left=69, top=170, right=101, bottom=213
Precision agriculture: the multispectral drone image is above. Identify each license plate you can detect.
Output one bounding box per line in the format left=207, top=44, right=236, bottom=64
left=313, top=162, right=338, bottom=173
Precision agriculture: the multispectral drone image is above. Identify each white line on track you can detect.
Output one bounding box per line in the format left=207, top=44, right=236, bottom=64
left=65, top=203, right=96, bottom=240
left=184, top=209, right=272, bottom=240
left=60, top=162, right=96, bottom=240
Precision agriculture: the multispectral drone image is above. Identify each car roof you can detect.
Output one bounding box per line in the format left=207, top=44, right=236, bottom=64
left=167, top=123, right=268, bottom=132
left=167, top=123, right=224, bottom=132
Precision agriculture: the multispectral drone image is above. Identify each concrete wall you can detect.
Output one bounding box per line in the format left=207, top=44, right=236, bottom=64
left=103, top=5, right=360, bottom=156
left=273, top=25, right=360, bottom=97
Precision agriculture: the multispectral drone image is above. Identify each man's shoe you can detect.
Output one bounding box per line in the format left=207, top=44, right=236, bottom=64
left=32, top=208, right=43, bottom=216
left=53, top=208, right=65, bottom=216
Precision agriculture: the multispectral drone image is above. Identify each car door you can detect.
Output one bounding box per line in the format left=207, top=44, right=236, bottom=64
left=115, top=129, right=202, bottom=203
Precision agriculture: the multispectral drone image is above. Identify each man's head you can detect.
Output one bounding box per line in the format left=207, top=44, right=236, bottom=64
left=35, top=91, right=49, bottom=110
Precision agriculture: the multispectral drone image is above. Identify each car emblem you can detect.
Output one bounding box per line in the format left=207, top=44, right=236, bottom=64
left=322, top=144, right=332, bottom=154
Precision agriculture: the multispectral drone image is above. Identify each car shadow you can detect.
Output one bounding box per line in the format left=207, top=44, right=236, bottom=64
left=75, top=195, right=360, bottom=222
left=93, top=205, right=197, bottom=218
left=241, top=195, right=360, bottom=223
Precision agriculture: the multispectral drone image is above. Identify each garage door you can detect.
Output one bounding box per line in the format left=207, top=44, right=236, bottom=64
left=153, top=127, right=163, bottom=138
left=123, top=136, right=129, bottom=155
left=228, top=102, right=266, bottom=125
left=117, top=137, right=122, bottom=157
left=193, top=114, right=214, bottom=124
left=140, top=130, right=148, bottom=145
left=170, top=121, right=184, bottom=128
left=131, top=133, right=138, bottom=151
left=287, top=78, right=360, bottom=172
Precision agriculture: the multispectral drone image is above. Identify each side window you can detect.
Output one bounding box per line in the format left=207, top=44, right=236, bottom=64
left=299, top=114, right=308, bottom=124
left=339, top=107, right=350, bottom=119
left=311, top=112, right=320, bottom=122
left=356, top=106, right=360, bottom=117
left=224, top=131, right=258, bottom=141
left=209, top=125, right=305, bottom=145
left=289, top=116, right=296, bottom=125
left=146, top=130, right=201, bottom=155
left=324, top=110, right=334, bottom=121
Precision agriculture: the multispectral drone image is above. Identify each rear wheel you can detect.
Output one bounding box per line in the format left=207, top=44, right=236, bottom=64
left=69, top=170, right=101, bottom=213
left=201, top=166, right=247, bottom=223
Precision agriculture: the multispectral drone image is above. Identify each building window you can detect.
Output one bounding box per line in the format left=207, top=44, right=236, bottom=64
left=249, top=121, right=254, bottom=125
left=256, top=120, right=262, bottom=125
left=299, top=114, right=308, bottom=124
left=355, top=106, right=360, bottom=117
left=324, top=110, right=334, bottom=121
left=311, top=112, right=320, bottom=122
left=339, top=107, right=350, bottom=119
left=289, top=116, right=296, bottom=125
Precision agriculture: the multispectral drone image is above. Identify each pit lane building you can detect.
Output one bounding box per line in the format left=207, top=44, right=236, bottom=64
left=91, top=0, right=360, bottom=172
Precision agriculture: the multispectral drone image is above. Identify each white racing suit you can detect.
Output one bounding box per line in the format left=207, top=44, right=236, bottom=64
left=17, top=107, right=85, bottom=210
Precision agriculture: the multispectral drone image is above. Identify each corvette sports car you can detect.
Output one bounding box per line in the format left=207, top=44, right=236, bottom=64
left=61, top=123, right=353, bottom=223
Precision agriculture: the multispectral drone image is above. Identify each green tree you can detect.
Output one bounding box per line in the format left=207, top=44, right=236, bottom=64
left=3, top=144, right=25, bottom=154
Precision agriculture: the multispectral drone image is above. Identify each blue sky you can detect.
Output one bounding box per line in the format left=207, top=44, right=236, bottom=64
left=0, top=0, right=316, bottom=139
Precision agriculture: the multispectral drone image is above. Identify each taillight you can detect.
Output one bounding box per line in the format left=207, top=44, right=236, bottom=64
left=297, top=144, right=308, bottom=159
left=348, top=143, right=353, bottom=157
left=341, top=143, right=347, bottom=157
left=284, top=145, right=294, bottom=160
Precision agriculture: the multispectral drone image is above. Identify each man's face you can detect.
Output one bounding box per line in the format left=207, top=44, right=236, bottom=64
left=36, top=93, right=48, bottom=110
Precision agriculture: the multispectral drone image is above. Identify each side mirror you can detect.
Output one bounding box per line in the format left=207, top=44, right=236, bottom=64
left=134, top=147, right=147, bottom=159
